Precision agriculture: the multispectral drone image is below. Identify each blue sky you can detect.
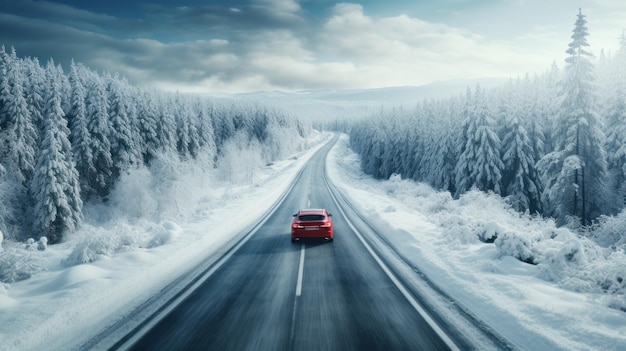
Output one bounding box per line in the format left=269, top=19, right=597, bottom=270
left=0, top=0, right=623, bottom=93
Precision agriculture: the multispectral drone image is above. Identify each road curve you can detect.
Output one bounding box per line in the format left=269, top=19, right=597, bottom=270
left=115, top=135, right=460, bottom=351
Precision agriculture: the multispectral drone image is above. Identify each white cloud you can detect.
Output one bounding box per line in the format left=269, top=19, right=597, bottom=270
left=310, top=2, right=559, bottom=89
left=4, top=0, right=626, bottom=93
left=141, top=2, right=577, bottom=92
left=255, top=0, right=302, bottom=14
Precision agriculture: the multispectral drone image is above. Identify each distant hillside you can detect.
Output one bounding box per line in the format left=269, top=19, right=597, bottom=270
left=205, top=78, right=509, bottom=120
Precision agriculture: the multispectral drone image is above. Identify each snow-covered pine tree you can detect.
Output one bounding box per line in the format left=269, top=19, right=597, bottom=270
left=399, top=118, right=419, bottom=180
left=392, top=119, right=411, bottom=179
left=500, top=83, right=542, bottom=213
left=84, top=73, right=113, bottom=198
left=363, top=120, right=384, bottom=179
left=525, top=74, right=548, bottom=169
left=174, top=95, right=199, bottom=158
left=68, top=61, right=94, bottom=197
left=106, top=74, right=139, bottom=176
left=30, top=60, right=82, bottom=243
left=1, top=53, right=37, bottom=186
left=455, top=85, right=504, bottom=197
left=604, top=32, right=626, bottom=210
left=409, top=106, right=428, bottom=182
left=157, top=96, right=177, bottom=154
left=136, top=91, right=159, bottom=164
left=378, top=113, right=399, bottom=179
left=215, top=104, right=237, bottom=153
left=540, top=62, right=562, bottom=154
left=23, top=57, right=45, bottom=132
left=432, top=98, right=460, bottom=193
left=123, top=83, right=143, bottom=167
left=538, top=9, right=608, bottom=225
left=418, top=103, right=438, bottom=185
left=195, top=100, right=217, bottom=163
left=0, top=46, right=11, bottom=130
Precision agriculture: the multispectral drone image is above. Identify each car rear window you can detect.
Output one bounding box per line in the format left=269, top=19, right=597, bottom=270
left=298, top=214, right=325, bottom=221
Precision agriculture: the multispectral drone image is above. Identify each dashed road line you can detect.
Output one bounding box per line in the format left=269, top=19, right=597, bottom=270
left=296, top=244, right=305, bottom=296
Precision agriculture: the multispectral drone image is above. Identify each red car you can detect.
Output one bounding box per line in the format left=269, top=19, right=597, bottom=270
left=291, top=209, right=334, bottom=242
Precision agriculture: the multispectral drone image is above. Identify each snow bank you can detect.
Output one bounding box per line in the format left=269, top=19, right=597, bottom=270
left=327, top=134, right=626, bottom=350
left=0, top=131, right=331, bottom=351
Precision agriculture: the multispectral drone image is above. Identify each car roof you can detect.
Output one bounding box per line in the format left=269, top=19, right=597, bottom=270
left=298, top=209, right=326, bottom=215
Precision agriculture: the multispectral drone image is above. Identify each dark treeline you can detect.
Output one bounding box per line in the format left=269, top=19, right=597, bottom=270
left=0, top=47, right=311, bottom=244
left=349, top=11, right=626, bottom=228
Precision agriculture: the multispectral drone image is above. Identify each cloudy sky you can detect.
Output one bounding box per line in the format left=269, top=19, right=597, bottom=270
left=0, top=0, right=624, bottom=93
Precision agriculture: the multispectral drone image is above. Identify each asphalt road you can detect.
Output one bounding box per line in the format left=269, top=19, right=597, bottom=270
left=121, top=136, right=457, bottom=351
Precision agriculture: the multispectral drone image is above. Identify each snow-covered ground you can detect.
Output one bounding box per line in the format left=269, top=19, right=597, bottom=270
left=2, top=131, right=625, bottom=351
left=327, top=134, right=626, bottom=351
left=0, top=131, right=330, bottom=351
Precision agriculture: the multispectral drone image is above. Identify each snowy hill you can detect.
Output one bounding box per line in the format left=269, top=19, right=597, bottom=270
left=203, top=78, right=509, bottom=121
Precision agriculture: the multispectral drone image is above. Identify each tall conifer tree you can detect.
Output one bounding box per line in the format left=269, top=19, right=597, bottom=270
left=538, top=9, right=608, bottom=225
left=30, top=60, right=82, bottom=243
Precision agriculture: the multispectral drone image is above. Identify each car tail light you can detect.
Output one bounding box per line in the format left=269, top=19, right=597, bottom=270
left=292, top=223, right=304, bottom=229
left=320, top=222, right=331, bottom=228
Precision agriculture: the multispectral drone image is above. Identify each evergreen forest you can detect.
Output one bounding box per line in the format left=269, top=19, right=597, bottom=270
left=0, top=47, right=311, bottom=243
left=349, top=11, right=626, bottom=229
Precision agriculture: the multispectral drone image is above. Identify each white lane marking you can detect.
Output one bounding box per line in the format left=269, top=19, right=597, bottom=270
left=290, top=245, right=305, bottom=346
left=327, top=187, right=461, bottom=351
left=296, top=244, right=305, bottom=296
left=307, top=199, right=310, bottom=207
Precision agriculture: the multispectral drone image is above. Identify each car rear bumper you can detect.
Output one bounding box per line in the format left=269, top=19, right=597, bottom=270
left=291, top=228, right=333, bottom=239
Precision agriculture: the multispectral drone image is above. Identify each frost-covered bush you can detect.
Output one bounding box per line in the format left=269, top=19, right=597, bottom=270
left=62, top=225, right=143, bottom=266
left=0, top=240, right=44, bottom=283
left=0, top=178, right=28, bottom=241
left=495, top=231, right=536, bottom=264
left=475, top=220, right=504, bottom=243
left=108, top=166, right=158, bottom=220
left=105, top=151, right=217, bottom=223
left=383, top=173, right=402, bottom=195
left=37, top=237, right=47, bottom=251
left=426, top=191, right=453, bottom=213
left=146, top=221, right=180, bottom=248
left=262, top=125, right=307, bottom=161
left=217, top=132, right=264, bottom=184
left=62, top=222, right=181, bottom=266
left=446, top=225, right=475, bottom=246
left=590, top=210, right=626, bottom=248
left=381, top=173, right=447, bottom=213
left=62, top=233, right=123, bottom=266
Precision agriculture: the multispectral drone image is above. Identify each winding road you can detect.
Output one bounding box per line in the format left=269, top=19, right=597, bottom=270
left=106, top=135, right=489, bottom=351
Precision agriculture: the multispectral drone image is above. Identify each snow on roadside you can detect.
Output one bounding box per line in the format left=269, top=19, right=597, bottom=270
left=0, top=131, right=331, bottom=351
left=327, top=134, right=626, bottom=351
